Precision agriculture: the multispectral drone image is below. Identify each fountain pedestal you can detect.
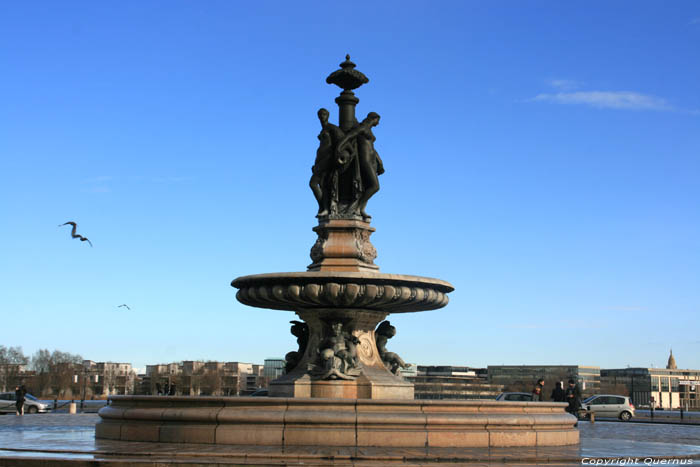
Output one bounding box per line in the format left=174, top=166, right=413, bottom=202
left=233, top=270, right=453, bottom=400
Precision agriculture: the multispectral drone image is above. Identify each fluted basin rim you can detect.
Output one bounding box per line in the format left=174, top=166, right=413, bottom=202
left=231, top=271, right=454, bottom=293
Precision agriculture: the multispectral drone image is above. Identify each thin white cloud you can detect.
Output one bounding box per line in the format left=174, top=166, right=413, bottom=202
left=86, top=186, right=111, bottom=193
left=530, top=90, right=674, bottom=111
left=84, top=175, right=113, bottom=183
left=503, top=320, right=605, bottom=330
left=548, top=79, right=582, bottom=91
left=151, top=176, right=191, bottom=183
left=690, top=17, right=700, bottom=25
left=604, top=306, right=646, bottom=313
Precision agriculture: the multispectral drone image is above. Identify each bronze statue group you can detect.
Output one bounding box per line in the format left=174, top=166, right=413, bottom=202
left=310, top=108, right=384, bottom=221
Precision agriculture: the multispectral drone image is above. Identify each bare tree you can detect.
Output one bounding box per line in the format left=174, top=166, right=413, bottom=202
left=29, top=349, right=82, bottom=397
left=0, top=346, right=28, bottom=392
left=200, top=367, right=223, bottom=396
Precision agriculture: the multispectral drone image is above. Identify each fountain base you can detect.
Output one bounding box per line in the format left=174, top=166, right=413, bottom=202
left=97, top=396, right=578, bottom=448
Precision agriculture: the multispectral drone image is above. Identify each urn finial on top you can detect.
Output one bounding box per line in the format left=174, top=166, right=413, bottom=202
left=326, top=54, right=369, bottom=91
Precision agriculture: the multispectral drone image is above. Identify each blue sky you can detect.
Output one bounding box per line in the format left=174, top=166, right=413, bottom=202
left=2, top=2, right=699, bottom=372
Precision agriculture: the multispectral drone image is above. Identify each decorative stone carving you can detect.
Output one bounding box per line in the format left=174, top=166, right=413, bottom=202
left=356, top=332, right=376, bottom=362
left=284, top=320, right=309, bottom=374
left=311, top=321, right=362, bottom=380
left=309, top=229, right=328, bottom=264
left=375, top=321, right=411, bottom=375
left=307, top=219, right=378, bottom=272
left=233, top=272, right=453, bottom=313
left=354, top=228, right=377, bottom=264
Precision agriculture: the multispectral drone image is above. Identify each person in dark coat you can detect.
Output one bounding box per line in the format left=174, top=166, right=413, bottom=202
left=565, top=379, right=582, bottom=415
left=15, top=385, right=25, bottom=416
left=168, top=384, right=176, bottom=396
left=531, top=378, right=545, bottom=401
left=551, top=381, right=566, bottom=402
left=531, top=385, right=543, bottom=401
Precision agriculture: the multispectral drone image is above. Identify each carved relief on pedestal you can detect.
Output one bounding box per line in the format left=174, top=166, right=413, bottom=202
left=309, top=230, right=328, bottom=264
left=309, top=321, right=362, bottom=380
left=356, top=332, right=375, bottom=363
left=354, top=228, right=377, bottom=264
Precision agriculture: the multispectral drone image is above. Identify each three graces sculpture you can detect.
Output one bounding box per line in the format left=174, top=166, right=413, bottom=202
left=309, top=55, right=384, bottom=221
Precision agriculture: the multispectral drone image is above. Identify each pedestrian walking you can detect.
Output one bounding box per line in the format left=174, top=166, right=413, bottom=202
left=168, top=383, right=176, bottom=396
left=15, top=385, right=25, bottom=416
left=531, top=378, right=545, bottom=401
left=550, top=381, right=566, bottom=402
left=565, top=379, right=582, bottom=419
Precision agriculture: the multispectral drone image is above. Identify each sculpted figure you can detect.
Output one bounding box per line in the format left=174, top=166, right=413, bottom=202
left=313, top=321, right=361, bottom=380
left=284, top=320, right=309, bottom=373
left=375, top=321, right=411, bottom=375
left=310, top=108, right=344, bottom=217
left=336, top=112, right=384, bottom=220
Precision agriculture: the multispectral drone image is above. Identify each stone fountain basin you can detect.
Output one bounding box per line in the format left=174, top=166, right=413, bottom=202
left=96, top=396, right=579, bottom=448
left=232, top=271, right=454, bottom=313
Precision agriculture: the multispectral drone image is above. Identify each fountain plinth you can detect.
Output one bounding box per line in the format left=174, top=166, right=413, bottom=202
left=96, top=56, right=579, bottom=450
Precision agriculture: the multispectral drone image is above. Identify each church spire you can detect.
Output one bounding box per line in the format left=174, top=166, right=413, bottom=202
left=666, top=348, right=677, bottom=370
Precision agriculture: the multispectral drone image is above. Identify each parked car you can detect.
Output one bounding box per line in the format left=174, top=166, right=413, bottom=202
left=249, top=388, right=269, bottom=397
left=582, top=394, right=635, bottom=421
left=0, top=392, right=52, bottom=414
left=495, top=392, right=533, bottom=402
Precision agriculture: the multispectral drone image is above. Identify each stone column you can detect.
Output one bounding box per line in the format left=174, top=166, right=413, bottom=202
left=336, top=90, right=359, bottom=132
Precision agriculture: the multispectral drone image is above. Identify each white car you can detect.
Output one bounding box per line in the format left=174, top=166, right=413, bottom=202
left=495, top=392, right=533, bottom=402
left=0, top=392, right=52, bottom=414
left=582, top=394, right=635, bottom=421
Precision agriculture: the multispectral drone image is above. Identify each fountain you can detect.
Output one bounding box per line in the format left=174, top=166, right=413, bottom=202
left=96, top=56, right=578, bottom=450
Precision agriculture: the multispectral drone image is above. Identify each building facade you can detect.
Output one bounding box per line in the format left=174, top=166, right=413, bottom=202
left=263, top=359, right=285, bottom=380
left=601, top=363, right=700, bottom=409
left=83, top=361, right=136, bottom=396
left=488, top=365, right=601, bottom=399
left=407, top=366, right=503, bottom=400
left=601, top=351, right=700, bottom=409
left=140, top=361, right=265, bottom=396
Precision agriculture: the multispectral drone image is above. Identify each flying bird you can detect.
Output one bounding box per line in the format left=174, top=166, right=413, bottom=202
left=59, top=221, right=92, bottom=247
left=117, top=304, right=131, bottom=310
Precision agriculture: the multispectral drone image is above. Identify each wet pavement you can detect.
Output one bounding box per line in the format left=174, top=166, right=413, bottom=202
left=1, top=414, right=700, bottom=465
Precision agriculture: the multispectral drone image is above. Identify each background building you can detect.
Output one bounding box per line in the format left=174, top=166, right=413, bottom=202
left=601, top=351, right=700, bottom=409
left=263, top=359, right=285, bottom=380
left=488, top=365, right=601, bottom=399
left=141, top=361, right=265, bottom=396
left=407, top=366, right=503, bottom=400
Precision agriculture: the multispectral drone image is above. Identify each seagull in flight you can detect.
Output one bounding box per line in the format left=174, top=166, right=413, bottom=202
left=117, top=304, right=131, bottom=310
left=59, top=222, right=92, bottom=247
